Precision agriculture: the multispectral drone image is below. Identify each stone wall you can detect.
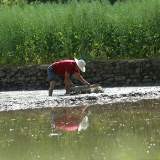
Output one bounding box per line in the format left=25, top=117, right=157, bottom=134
left=1, top=58, right=160, bottom=91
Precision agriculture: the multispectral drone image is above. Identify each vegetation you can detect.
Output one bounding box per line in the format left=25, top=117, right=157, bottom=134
left=0, top=0, right=160, bottom=66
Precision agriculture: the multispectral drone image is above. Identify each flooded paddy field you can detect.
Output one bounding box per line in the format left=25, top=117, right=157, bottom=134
left=1, top=86, right=160, bottom=160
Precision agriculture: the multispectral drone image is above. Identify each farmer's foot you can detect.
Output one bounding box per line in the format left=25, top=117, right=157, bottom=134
left=49, top=88, right=53, bottom=96
left=65, top=90, right=70, bottom=95
left=64, top=93, right=70, bottom=96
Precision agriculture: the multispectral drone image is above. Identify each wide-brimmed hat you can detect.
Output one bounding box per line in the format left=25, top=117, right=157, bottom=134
left=78, top=116, right=89, bottom=132
left=75, top=58, right=86, bottom=72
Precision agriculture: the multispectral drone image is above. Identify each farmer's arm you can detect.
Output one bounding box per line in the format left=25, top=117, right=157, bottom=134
left=64, top=72, right=76, bottom=87
left=75, top=72, right=91, bottom=86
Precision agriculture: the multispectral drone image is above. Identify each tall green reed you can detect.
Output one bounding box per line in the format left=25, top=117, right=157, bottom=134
left=0, top=0, right=160, bottom=66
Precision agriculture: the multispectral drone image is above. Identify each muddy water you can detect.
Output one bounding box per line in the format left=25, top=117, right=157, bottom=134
left=1, top=86, right=160, bottom=111
left=0, top=99, right=160, bottom=160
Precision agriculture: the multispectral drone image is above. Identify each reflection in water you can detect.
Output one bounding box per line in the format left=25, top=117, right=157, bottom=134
left=0, top=99, right=160, bottom=160
left=50, top=106, right=89, bottom=132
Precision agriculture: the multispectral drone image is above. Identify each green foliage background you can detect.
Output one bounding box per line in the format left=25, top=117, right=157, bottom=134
left=0, top=0, right=160, bottom=66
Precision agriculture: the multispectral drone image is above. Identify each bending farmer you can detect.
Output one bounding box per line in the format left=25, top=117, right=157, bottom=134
left=47, top=58, right=91, bottom=96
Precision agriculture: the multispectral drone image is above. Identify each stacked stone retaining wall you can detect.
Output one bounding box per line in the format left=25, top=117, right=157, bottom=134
left=1, top=58, right=160, bottom=91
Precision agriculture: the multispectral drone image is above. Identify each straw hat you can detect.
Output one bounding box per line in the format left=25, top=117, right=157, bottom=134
left=75, top=58, right=86, bottom=72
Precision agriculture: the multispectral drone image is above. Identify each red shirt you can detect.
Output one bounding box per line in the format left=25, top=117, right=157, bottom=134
left=55, top=115, right=82, bottom=131
left=52, top=60, right=79, bottom=76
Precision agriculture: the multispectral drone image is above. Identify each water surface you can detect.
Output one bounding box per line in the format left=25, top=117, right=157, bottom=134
left=0, top=99, right=160, bottom=160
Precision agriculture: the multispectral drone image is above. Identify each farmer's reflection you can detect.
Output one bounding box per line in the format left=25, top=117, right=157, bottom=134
left=50, top=106, right=89, bottom=132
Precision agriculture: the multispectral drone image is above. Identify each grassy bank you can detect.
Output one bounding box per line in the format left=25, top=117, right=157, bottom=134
left=0, top=0, right=160, bottom=66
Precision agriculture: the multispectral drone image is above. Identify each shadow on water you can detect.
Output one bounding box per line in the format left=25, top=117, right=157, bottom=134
left=0, top=99, right=160, bottom=160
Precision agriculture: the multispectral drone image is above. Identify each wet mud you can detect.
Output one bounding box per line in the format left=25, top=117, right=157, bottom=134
left=1, top=86, right=160, bottom=112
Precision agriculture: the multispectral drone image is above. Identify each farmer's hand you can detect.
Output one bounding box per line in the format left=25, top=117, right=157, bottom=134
left=72, top=85, right=78, bottom=87
left=85, top=82, right=91, bottom=87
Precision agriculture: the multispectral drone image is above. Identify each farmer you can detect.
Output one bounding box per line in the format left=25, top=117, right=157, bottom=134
left=50, top=106, right=89, bottom=132
left=47, top=58, right=91, bottom=96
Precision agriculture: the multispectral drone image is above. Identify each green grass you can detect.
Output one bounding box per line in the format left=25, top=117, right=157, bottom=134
left=0, top=0, right=160, bottom=66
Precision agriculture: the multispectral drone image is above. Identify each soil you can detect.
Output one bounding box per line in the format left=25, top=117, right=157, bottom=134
left=1, top=85, right=160, bottom=112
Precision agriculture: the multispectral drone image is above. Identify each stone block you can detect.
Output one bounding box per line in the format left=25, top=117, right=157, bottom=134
left=125, top=70, right=133, bottom=76
left=1, top=78, right=7, bottom=83
left=86, top=62, right=94, bottom=69
left=115, top=76, right=126, bottom=81
left=126, top=79, right=132, bottom=82
left=142, top=79, right=153, bottom=83
left=0, top=72, right=6, bottom=78
left=152, top=59, right=160, bottom=66
left=104, top=70, right=112, bottom=74
left=31, top=77, right=36, bottom=81
left=11, top=77, right=16, bottom=82
left=145, top=63, right=151, bottom=68
left=18, top=77, right=25, bottom=81
left=104, top=66, right=114, bottom=70
left=103, top=74, right=115, bottom=78
left=15, top=74, right=21, bottom=77
left=130, top=75, right=139, bottom=78
left=40, top=71, right=47, bottom=76
left=107, top=78, right=114, bottom=82
left=85, top=78, right=92, bottom=83
left=115, top=65, right=121, bottom=69
left=39, top=65, right=48, bottom=71
left=113, top=69, right=122, bottom=74
left=144, top=75, right=150, bottom=79
left=71, top=74, right=77, bottom=79
left=36, top=82, right=41, bottom=87
left=46, top=76, right=49, bottom=81
left=133, top=79, right=138, bottom=83
left=92, top=77, right=102, bottom=82
left=135, top=67, right=141, bottom=75
left=55, top=81, right=61, bottom=87
left=25, top=77, right=31, bottom=82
